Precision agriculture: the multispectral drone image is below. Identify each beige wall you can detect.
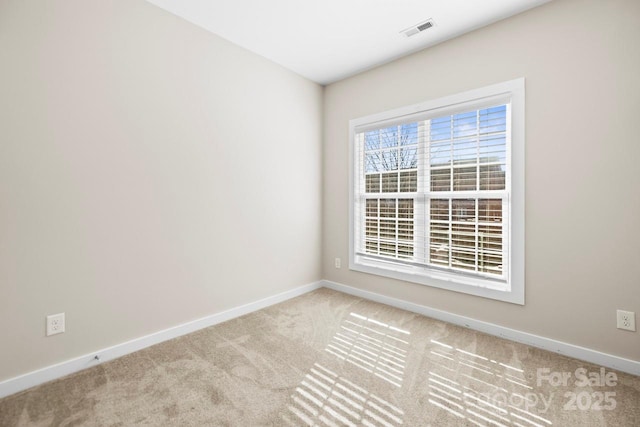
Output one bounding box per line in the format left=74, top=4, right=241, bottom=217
left=0, top=0, right=323, bottom=381
left=323, top=0, right=640, bottom=361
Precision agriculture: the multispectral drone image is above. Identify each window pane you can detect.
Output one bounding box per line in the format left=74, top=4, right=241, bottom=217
left=380, top=127, right=398, bottom=148
left=430, top=141, right=451, bottom=167
left=380, top=242, right=396, bottom=256
left=453, top=166, right=477, bottom=191
left=398, top=244, right=413, bottom=259
left=430, top=223, right=449, bottom=266
left=453, top=111, right=477, bottom=138
left=380, top=219, right=396, bottom=239
left=365, top=153, right=381, bottom=173
left=381, top=173, right=398, bottom=192
left=400, top=171, right=417, bottom=192
left=430, top=199, right=449, bottom=221
left=480, top=165, right=506, bottom=190
left=363, top=195, right=415, bottom=261
left=366, top=199, right=378, bottom=217
left=479, top=224, right=502, bottom=274
left=430, top=169, right=450, bottom=192
left=479, top=135, right=506, bottom=164
left=400, top=123, right=418, bottom=146
left=480, top=106, right=506, bottom=134
left=452, top=138, right=477, bottom=163
left=479, top=225, right=502, bottom=252
left=452, top=223, right=475, bottom=250
left=366, top=174, right=380, bottom=193
left=430, top=116, right=451, bottom=141
left=398, top=199, right=414, bottom=218
left=365, top=130, right=380, bottom=150
left=452, top=199, right=476, bottom=222
left=400, top=148, right=417, bottom=170
left=381, top=150, right=398, bottom=171
left=380, top=199, right=396, bottom=217
left=398, top=221, right=413, bottom=241
left=427, top=197, right=504, bottom=277
left=430, top=251, right=449, bottom=266
left=451, top=248, right=476, bottom=272
left=366, top=219, right=378, bottom=238
left=451, top=222, right=476, bottom=272
left=479, top=253, right=502, bottom=274
left=478, top=199, right=502, bottom=223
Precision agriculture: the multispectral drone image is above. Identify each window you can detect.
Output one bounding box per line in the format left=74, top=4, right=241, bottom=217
left=349, top=79, right=525, bottom=304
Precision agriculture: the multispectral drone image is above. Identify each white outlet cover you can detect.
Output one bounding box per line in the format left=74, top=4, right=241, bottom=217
left=46, top=313, right=65, bottom=336
left=616, top=310, right=636, bottom=332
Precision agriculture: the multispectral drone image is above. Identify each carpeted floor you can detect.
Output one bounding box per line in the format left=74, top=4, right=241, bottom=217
left=0, top=288, right=638, bottom=426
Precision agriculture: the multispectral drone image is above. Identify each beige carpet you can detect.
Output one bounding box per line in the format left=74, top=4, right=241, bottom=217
left=0, top=288, right=638, bottom=426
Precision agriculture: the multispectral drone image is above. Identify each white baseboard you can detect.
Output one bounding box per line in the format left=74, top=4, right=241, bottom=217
left=2, top=279, right=637, bottom=400
left=322, top=280, right=640, bottom=377
left=0, top=281, right=323, bottom=399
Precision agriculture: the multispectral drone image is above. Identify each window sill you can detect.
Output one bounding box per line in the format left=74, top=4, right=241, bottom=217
left=350, top=255, right=524, bottom=305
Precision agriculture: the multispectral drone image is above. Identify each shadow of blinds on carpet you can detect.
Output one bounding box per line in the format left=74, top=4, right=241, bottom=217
left=284, top=312, right=409, bottom=426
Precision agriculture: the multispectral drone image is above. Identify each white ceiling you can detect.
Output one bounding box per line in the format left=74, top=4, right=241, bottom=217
left=145, top=0, right=551, bottom=85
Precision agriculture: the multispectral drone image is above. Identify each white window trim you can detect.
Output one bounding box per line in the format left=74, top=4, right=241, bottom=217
left=348, top=78, right=525, bottom=305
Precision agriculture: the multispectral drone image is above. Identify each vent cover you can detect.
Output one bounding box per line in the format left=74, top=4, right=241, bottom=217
left=401, top=19, right=435, bottom=38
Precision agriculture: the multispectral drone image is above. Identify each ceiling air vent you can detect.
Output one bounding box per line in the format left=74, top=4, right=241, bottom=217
left=401, top=19, right=434, bottom=38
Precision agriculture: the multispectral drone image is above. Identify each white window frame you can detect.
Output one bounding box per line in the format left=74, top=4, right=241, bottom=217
left=349, top=78, right=525, bottom=304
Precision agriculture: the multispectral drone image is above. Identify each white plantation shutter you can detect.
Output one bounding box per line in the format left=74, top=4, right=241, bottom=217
left=350, top=79, right=525, bottom=303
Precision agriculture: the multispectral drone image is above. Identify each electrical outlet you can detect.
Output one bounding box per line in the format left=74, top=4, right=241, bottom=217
left=616, top=310, right=636, bottom=332
left=46, top=313, right=65, bottom=336
left=335, top=257, right=341, bottom=269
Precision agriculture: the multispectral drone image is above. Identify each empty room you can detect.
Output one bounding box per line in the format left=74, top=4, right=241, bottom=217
left=1, top=0, right=639, bottom=425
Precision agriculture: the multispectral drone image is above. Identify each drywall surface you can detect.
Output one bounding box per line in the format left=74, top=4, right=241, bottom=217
left=0, top=0, right=322, bottom=381
left=323, top=0, right=640, bottom=360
